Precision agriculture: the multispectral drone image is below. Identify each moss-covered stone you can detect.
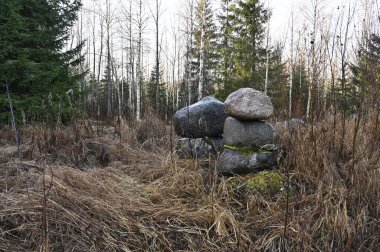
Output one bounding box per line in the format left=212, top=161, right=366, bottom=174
left=223, top=144, right=271, bottom=156
left=227, top=171, right=285, bottom=195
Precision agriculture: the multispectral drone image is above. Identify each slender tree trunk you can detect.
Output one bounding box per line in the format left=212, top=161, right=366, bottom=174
left=306, top=35, right=312, bottom=119
left=92, top=8, right=96, bottom=116
left=186, top=0, right=194, bottom=105
left=136, top=0, right=142, bottom=121
left=326, top=11, right=339, bottom=146
left=321, top=42, right=327, bottom=112
left=289, top=12, right=294, bottom=118
left=112, top=58, right=122, bottom=119
left=121, top=37, right=124, bottom=111
left=97, top=14, right=104, bottom=118
left=79, top=10, right=84, bottom=95
left=339, top=4, right=354, bottom=156
left=198, top=0, right=205, bottom=101
left=176, top=23, right=181, bottom=109
left=128, top=1, right=134, bottom=115
left=222, top=0, right=230, bottom=90
left=155, top=0, right=160, bottom=111
left=172, top=19, right=177, bottom=112
left=106, top=0, right=112, bottom=117
left=165, top=39, right=169, bottom=120
left=299, top=57, right=302, bottom=115
left=6, top=84, right=20, bottom=156
left=264, top=7, right=270, bottom=95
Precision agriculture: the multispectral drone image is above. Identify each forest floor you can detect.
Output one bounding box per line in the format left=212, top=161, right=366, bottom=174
left=0, top=114, right=379, bottom=251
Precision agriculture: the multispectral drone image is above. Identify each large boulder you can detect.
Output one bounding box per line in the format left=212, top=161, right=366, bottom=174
left=224, top=117, right=277, bottom=147
left=173, top=97, right=227, bottom=138
left=176, top=137, right=223, bottom=159
left=224, top=88, right=273, bottom=120
left=218, top=148, right=277, bottom=175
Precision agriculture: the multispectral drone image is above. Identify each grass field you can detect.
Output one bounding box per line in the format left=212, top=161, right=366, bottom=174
left=0, top=113, right=379, bottom=251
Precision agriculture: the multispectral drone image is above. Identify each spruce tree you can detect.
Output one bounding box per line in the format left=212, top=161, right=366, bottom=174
left=291, top=62, right=309, bottom=117
left=350, top=34, right=380, bottom=109
left=215, top=0, right=270, bottom=100
left=0, top=0, right=83, bottom=124
left=266, top=44, right=288, bottom=116
left=147, top=65, right=165, bottom=112
left=231, top=0, right=269, bottom=82
left=216, top=0, right=234, bottom=91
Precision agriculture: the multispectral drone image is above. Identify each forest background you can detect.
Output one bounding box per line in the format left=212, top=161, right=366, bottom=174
left=1, top=0, right=379, bottom=125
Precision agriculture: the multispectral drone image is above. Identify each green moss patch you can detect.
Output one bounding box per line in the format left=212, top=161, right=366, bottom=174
left=227, top=171, right=285, bottom=195
left=223, top=144, right=272, bottom=155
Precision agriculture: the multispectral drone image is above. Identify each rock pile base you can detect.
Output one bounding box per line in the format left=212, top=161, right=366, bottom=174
left=176, top=137, right=223, bottom=159
left=218, top=88, right=278, bottom=175
left=218, top=147, right=277, bottom=175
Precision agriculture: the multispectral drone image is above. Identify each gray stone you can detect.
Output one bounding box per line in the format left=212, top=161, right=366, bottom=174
left=218, top=148, right=277, bottom=175
left=224, top=88, right=273, bottom=120
left=176, top=137, right=223, bottom=159
left=173, top=97, right=227, bottom=138
left=223, top=117, right=278, bottom=147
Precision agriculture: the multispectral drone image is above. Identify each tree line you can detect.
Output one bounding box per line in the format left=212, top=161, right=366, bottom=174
left=0, top=0, right=379, bottom=125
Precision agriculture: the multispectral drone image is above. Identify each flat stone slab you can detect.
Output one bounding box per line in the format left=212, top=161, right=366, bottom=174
left=223, top=117, right=277, bottom=147
left=173, top=97, right=227, bottom=138
left=176, top=137, right=223, bottom=159
left=218, top=148, right=277, bottom=175
left=224, top=88, right=273, bottom=120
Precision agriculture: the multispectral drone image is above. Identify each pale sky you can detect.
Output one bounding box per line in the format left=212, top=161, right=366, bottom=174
left=81, top=0, right=358, bottom=46
left=155, top=0, right=343, bottom=40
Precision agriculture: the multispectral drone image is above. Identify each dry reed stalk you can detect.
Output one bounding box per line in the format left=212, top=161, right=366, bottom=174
left=0, top=113, right=379, bottom=251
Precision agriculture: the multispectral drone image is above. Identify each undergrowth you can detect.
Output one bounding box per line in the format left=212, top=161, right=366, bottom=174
left=0, top=112, right=379, bottom=251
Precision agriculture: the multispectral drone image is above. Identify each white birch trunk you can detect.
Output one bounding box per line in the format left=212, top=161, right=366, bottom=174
left=264, top=0, right=270, bottom=95
left=289, top=12, right=294, bottom=118
left=187, top=0, right=194, bottom=105
left=198, top=1, right=205, bottom=101
left=136, top=0, right=142, bottom=121
left=128, top=1, right=133, bottom=113
left=264, top=29, right=270, bottom=95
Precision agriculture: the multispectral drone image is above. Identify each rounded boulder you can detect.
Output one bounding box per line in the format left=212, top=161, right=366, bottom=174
left=173, top=97, right=227, bottom=138
left=224, top=88, right=273, bottom=120
left=223, top=117, right=278, bottom=147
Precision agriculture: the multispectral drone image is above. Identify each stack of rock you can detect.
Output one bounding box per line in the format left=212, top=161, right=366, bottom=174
left=173, top=97, right=226, bottom=159
left=218, top=88, right=278, bottom=175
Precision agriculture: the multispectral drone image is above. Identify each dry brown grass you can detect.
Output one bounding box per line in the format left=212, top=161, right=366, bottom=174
left=0, top=113, right=379, bottom=251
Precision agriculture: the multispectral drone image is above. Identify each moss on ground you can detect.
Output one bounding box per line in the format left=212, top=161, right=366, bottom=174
left=228, top=171, right=285, bottom=195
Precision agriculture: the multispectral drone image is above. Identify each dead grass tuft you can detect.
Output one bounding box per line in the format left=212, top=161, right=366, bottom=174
left=0, top=113, right=379, bottom=251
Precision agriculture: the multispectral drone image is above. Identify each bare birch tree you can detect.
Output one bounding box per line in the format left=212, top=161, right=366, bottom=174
left=134, top=0, right=148, bottom=121
left=197, top=0, right=205, bottom=100
left=288, top=11, right=294, bottom=117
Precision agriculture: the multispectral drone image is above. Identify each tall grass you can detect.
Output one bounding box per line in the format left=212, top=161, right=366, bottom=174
left=0, top=112, right=379, bottom=251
